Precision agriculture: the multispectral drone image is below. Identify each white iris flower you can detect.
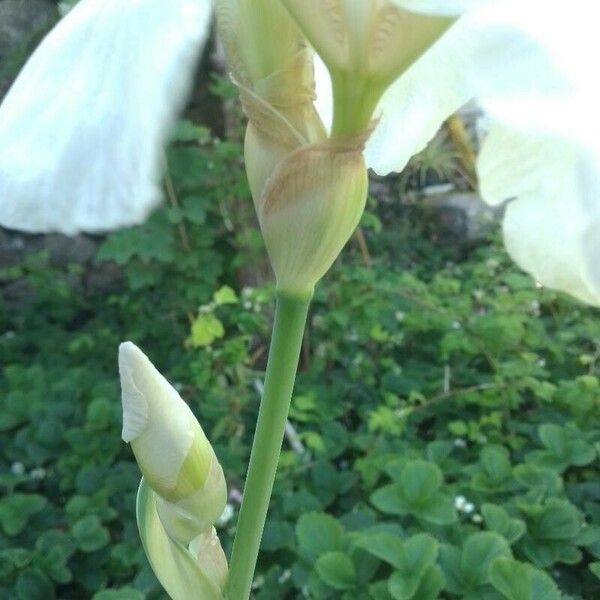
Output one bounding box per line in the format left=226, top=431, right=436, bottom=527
left=0, top=0, right=598, bottom=304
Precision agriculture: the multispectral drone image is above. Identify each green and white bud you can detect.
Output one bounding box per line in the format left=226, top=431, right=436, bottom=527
left=120, top=342, right=229, bottom=598
left=256, top=133, right=369, bottom=296
left=119, top=341, right=226, bottom=510
left=282, top=0, right=454, bottom=134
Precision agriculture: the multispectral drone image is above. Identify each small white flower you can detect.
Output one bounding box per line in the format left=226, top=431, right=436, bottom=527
left=454, top=438, right=467, bottom=448
left=454, top=495, right=467, bottom=510
left=11, top=462, right=25, bottom=476
left=30, top=467, right=47, bottom=481
left=472, top=513, right=483, bottom=523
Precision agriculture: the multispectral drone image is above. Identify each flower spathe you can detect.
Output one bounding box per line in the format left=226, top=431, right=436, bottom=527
left=0, top=0, right=211, bottom=234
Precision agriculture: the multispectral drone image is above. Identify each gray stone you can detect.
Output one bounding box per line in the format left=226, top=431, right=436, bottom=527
left=0, top=0, right=57, bottom=99
left=423, top=191, right=503, bottom=244
left=44, top=233, right=98, bottom=267
left=0, top=0, right=56, bottom=61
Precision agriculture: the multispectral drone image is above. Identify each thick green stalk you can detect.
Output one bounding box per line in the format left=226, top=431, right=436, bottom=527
left=226, top=291, right=311, bottom=600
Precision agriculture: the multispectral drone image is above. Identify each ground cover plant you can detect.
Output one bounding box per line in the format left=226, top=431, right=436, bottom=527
left=1, top=113, right=600, bottom=598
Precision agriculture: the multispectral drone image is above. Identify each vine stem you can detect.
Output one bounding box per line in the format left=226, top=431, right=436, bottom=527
left=226, top=291, right=312, bottom=600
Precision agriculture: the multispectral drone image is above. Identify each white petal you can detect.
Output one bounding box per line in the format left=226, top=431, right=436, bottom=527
left=392, top=0, right=489, bottom=16
left=473, top=0, right=600, bottom=305
left=364, top=16, right=474, bottom=174
left=0, top=0, right=211, bottom=234
left=479, top=126, right=600, bottom=306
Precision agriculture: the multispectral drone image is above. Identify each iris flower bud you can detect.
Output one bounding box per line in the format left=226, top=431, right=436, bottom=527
left=256, top=133, right=370, bottom=296
left=119, top=342, right=228, bottom=598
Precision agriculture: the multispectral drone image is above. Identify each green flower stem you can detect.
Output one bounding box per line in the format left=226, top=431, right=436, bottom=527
left=226, top=291, right=312, bottom=600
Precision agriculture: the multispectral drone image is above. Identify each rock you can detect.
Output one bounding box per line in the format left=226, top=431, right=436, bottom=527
left=423, top=191, right=503, bottom=244
left=85, top=262, right=124, bottom=295
left=0, top=0, right=58, bottom=97
left=44, top=234, right=98, bottom=268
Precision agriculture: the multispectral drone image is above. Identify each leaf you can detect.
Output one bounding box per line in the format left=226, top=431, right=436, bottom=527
left=590, top=562, right=600, bottom=580
left=357, top=533, right=405, bottom=569
left=296, top=513, right=343, bottom=559
left=407, top=564, right=445, bottom=600
left=480, top=446, right=512, bottom=482
left=189, top=313, right=225, bottom=348
left=371, top=483, right=411, bottom=517
left=72, top=516, right=110, bottom=553
left=416, top=495, right=457, bottom=525
left=400, top=460, right=443, bottom=505
left=136, top=478, right=224, bottom=600
left=0, top=494, right=47, bottom=536
left=315, top=552, right=357, bottom=590
left=16, top=568, right=55, bottom=600
left=387, top=535, right=439, bottom=600
left=461, top=532, right=511, bottom=588
left=490, top=558, right=561, bottom=600
left=482, top=504, right=526, bottom=544
left=213, top=286, right=238, bottom=305
left=92, top=589, right=145, bottom=600
left=530, top=499, right=581, bottom=541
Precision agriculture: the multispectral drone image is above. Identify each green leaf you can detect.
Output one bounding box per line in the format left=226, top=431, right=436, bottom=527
left=482, top=504, right=526, bottom=544
left=387, top=535, right=439, bottom=600
left=416, top=495, right=457, bottom=525
left=0, top=494, right=47, bottom=536
left=461, top=532, right=511, bottom=588
left=357, top=533, right=405, bottom=569
left=315, top=552, right=357, bottom=590
left=189, top=313, right=225, bottom=348
left=513, top=464, right=562, bottom=495
left=92, top=589, right=145, bottom=600
left=72, top=516, right=110, bottom=553
left=371, top=483, right=411, bottom=517
left=400, top=460, right=443, bottom=505
left=529, top=499, right=581, bottom=541
left=590, top=562, right=600, bottom=580
left=16, top=568, right=55, bottom=600
left=439, top=545, right=465, bottom=594
left=407, top=564, right=445, bottom=600
left=490, top=558, right=561, bottom=600
left=136, top=478, right=224, bottom=600
left=213, top=286, right=238, bottom=305
left=296, top=512, right=343, bottom=558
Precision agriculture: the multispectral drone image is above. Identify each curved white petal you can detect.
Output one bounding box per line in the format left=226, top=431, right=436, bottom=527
left=480, top=127, right=600, bottom=306
left=364, top=16, right=475, bottom=174
left=392, top=0, right=489, bottom=16
left=0, top=0, right=211, bottom=234
left=473, top=0, right=600, bottom=305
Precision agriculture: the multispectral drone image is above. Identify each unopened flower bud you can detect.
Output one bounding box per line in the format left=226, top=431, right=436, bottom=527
left=254, top=134, right=369, bottom=295
left=119, top=342, right=227, bottom=524
left=282, top=0, right=454, bottom=134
